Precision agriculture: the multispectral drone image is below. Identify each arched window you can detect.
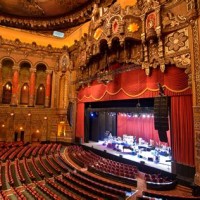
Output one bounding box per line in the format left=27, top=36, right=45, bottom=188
left=36, top=84, right=45, bottom=105
left=2, top=82, right=12, bottom=104
left=20, top=83, right=29, bottom=105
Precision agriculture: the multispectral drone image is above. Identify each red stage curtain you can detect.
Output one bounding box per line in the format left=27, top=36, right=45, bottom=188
left=117, top=114, right=170, bottom=146
left=76, top=103, right=85, bottom=139
left=171, top=95, right=194, bottom=166
left=77, top=66, right=191, bottom=102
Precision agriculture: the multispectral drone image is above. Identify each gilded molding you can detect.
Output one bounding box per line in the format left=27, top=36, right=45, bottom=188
left=192, top=20, right=200, bottom=105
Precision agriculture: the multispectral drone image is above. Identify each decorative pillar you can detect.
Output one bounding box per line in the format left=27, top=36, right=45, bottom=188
left=45, top=70, right=52, bottom=108
left=11, top=65, right=20, bottom=106
left=192, top=20, right=200, bottom=186
left=0, top=64, right=3, bottom=103
left=28, top=68, right=36, bottom=107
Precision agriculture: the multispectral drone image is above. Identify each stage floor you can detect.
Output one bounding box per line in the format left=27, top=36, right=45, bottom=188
left=82, top=141, right=172, bottom=173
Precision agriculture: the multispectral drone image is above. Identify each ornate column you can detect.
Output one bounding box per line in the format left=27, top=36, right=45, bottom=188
left=28, top=68, right=36, bottom=107
left=192, top=19, right=200, bottom=186
left=0, top=63, right=3, bottom=103
left=11, top=65, right=20, bottom=106
left=45, top=70, right=52, bottom=108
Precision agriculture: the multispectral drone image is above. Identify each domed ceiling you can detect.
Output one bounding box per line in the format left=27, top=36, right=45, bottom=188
left=0, top=0, right=115, bottom=32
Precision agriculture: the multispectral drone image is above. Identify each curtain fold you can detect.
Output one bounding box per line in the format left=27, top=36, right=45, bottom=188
left=78, top=66, right=191, bottom=102
left=171, top=95, right=194, bottom=166
left=117, top=114, right=170, bottom=146
left=76, top=103, right=85, bottom=139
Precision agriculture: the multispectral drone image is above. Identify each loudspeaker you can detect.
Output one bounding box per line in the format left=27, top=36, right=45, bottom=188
left=154, top=96, right=169, bottom=117
left=148, top=157, right=153, bottom=162
left=154, top=117, right=169, bottom=130
left=154, top=96, right=169, bottom=131
left=158, top=130, right=168, bottom=143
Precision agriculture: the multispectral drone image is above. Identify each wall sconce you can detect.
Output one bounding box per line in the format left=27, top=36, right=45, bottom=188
left=10, top=112, right=14, bottom=116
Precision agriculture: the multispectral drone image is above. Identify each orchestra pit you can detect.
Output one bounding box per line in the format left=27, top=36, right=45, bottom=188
left=0, top=0, right=200, bottom=199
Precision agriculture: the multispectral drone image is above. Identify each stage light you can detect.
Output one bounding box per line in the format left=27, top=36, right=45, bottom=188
left=90, top=112, right=98, bottom=118
left=142, top=114, right=146, bottom=118
left=147, top=114, right=150, bottom=118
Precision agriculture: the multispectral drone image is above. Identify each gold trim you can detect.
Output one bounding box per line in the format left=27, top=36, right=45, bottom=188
left=77, top=85, right=190, bottom=102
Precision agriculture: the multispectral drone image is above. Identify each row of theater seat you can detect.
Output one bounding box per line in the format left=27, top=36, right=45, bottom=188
left=68, top=145, right=179, bottom=190
left=0, top=142, right=193, bottom=199
left=68, top=145, right=138, bottom=180
left=137, top=191, right=200, bottom=200
left=37, top=181, right=62, bottom=200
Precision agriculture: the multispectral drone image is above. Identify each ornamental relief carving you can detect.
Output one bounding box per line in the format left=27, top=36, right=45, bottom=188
left=191, top=20, right=200, bottom=106
left=162, top=11, right=187, bottom=29
left=137, top=0, right=160, bottom=13
left=165, top=28, right=189, bottom=55
left=0, top=37, right=63, bottom=60
left=69, top=0, right=197, bottom=87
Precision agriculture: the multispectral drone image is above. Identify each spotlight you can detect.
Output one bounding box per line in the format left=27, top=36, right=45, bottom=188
left=90, top=112, right=98, bottom=118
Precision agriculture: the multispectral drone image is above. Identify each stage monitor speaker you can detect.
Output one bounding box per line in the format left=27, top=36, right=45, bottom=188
left=148, top=157, right=154, bottom=162
left=158, top=130, right=168, bottom=143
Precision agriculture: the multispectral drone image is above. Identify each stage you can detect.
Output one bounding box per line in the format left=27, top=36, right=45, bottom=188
left=82, top=140, right=172, bottom=173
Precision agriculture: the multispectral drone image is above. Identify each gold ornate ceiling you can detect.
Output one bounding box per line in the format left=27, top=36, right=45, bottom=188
left=0, top=0, right=115, bottom=31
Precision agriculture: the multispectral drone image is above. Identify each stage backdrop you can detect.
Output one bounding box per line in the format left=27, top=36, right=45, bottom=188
left=76, top=65, right=194, bottom=166
left=117, top=113, right=171, bottom=147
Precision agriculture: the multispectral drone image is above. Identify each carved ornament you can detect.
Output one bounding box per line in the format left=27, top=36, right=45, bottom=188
left=162, top=11, right=187, bottom=29
left=59, top=52, right=72, bottom=73
left=165, top=28, right=189, bottom=55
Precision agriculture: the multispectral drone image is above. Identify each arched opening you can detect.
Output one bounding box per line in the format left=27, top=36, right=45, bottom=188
left=2, top=82, right=12, bottom=104
left=19, top=62, right=30, bottom=105
left=20, top=83, right=29, bottom=105
left=36, top=84, right=45, bottom=105
left=36, top=63, right=46, bottom=106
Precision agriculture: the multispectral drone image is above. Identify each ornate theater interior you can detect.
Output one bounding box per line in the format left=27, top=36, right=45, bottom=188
left=0, top=0, right=200, bottom=199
